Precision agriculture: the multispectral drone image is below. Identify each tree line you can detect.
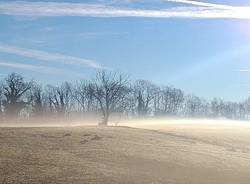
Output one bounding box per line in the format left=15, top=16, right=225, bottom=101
left=0, top=72, right=250, bottom=125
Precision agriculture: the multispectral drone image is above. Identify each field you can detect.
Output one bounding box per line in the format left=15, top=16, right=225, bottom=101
left=0, top=119, right=250, bottom=184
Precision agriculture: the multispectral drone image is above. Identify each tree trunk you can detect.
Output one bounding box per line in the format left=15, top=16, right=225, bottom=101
left=99, top=115, right=108, bottom=126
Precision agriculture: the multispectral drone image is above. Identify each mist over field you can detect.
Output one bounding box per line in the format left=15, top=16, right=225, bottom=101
left=1, top=117, right=250, bottom=184
left=1, top=68, right=250, bottom=184
left=0, top=73, right=250, bottom=184
left=2, top=0, right=250, bottom=183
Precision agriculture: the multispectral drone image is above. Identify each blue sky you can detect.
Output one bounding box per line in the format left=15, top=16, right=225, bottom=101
left=1, top=0, right=250, bottom=101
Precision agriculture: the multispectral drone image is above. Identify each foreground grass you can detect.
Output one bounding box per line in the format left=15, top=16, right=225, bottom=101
left=0, top=125, right=250, bottom=184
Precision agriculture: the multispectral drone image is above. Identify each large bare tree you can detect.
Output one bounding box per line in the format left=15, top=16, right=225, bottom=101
left=90, top=71, right=129, bottom=125
left=2, top=73, right=32, bottom=118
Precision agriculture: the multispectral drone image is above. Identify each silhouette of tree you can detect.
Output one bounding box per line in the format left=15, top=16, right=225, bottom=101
left=134, top=80, right=156, bottom=116
left=90, top=71, right=129, bottom=125
left=30, top=83, right=44, bottom=117
left=45, top=82, right=72, bottom=116
left=0, top=72, right=250, bottom=122
left=2, top=73, right=32, bottom=118
left=72, top=80, right=96, bottom=112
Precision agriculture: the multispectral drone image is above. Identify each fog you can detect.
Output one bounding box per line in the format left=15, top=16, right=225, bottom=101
left=122, top=117, right=250, bottom=128
left=1, top=116, right=250, bottom=129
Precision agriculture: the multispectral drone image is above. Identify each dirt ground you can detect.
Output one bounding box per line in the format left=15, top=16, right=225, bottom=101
left=0, top=119, right=250, bottom=184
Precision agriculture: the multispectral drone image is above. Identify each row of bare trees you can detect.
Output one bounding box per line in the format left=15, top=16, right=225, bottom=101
left=0, top=72, right=250, bottom=125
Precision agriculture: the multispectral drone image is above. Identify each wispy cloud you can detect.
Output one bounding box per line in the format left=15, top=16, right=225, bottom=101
left=165, top=0, right=233, bottom=9
left=40, top=26, right=57, bottom=32
left=0, top=44, right=105, bottom=69
left=238, top=69, right=250, bottom=73
left=75, top=31, right=128, bottom=38
left=0, top=61, right=41, bottom=71
left=0, top=60, right=85, bottom=77
left=0, top=1, right=250, bottom=19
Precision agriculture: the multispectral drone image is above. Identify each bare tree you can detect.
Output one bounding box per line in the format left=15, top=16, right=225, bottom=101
left=182, top=95, right=203, bottom=117
left=44, top=86, right=55, bottom=115
left=122, top=84, right=137, bottom=117
left=1, top=72, right=250, bottom=121
left=159, top=87, right=184, bottom=116
left=133, top=80, right=156, bottom=116
left=2, top=73, right=32, bottom=118
left=152, top=86, right=162, bottom=115
left=241, top=98, right=250, bottom=119
left=30, top=83, right=44, bottom=118
left=221, top=101, right=239, bottom=120
left=72, top=80, right=96, bottom=112
left=90, top=71, right=129, bottom=125
left=238, top=103, right=246, bottom=120
left=211, top=98, right=222, bottom=117
left=45, top=82, right=73, bottom=116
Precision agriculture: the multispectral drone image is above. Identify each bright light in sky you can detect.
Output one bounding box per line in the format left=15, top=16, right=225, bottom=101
left=1, top=0, right=250, bottom=101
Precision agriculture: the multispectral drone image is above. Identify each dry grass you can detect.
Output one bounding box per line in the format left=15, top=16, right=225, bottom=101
left=0, top=120, right=250, bottom=184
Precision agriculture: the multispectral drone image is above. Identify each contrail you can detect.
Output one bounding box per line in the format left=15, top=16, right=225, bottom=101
left=238, top=69, right=250, bottom=73
left=0, top=1, right=250, bottom=19
left=165, top=0, right=233, bottom=9
left=0, top=44, right=105, bottom=69
left=0, top=60, right=86, bottom=77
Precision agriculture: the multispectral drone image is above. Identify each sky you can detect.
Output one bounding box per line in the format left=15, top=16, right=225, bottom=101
left=1, top=0, right=250, bottom=101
